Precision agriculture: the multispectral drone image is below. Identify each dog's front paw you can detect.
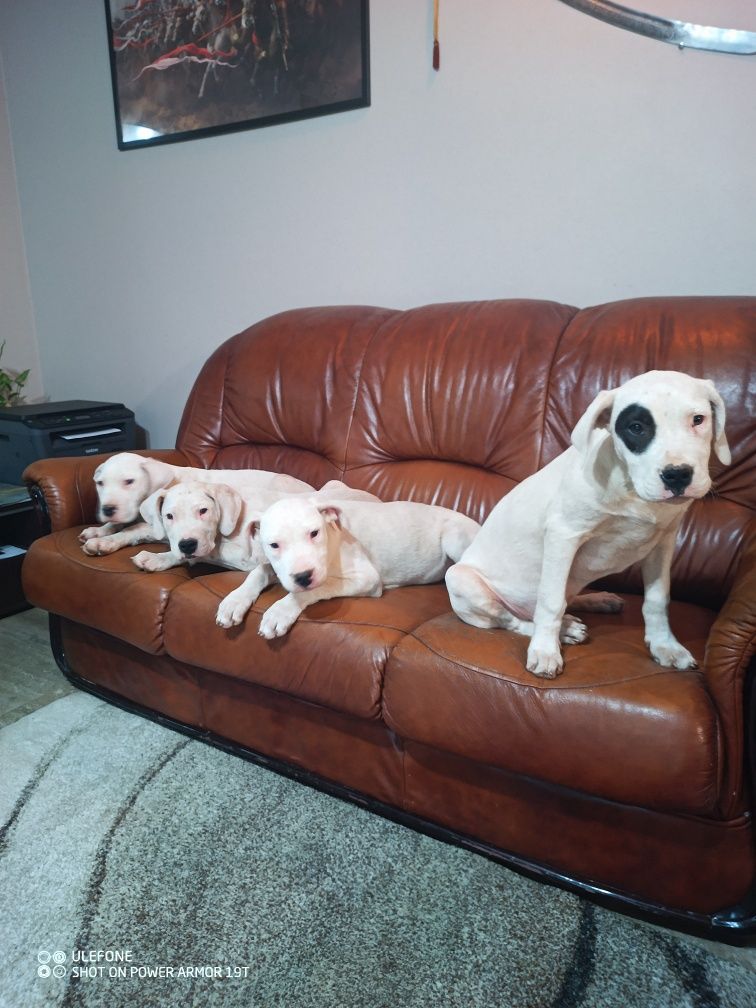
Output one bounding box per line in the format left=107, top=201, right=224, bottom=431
left=560, top=616, right=587, bottom=645
left=216, top=592, right=252, bottom=629
left=526, top=644, right=564, bottom=679
left=132, top=550, right=165, bottom=572
left=79, top=526, right=103, bottom=543
left=259, top=601, right=297, bottom=639
left=648, top=639, right=698, bottom=670
left=82, top=536, right=119, bottom=556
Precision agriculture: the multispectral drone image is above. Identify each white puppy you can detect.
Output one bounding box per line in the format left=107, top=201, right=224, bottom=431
left=215, top=481, right=384, bottom=628
left=446, top=370, right=730, bottom=679
left=131, top=482, right=278, bottom=579
left=79, top=451, right=313, bottom=555
left=253, top=498, right=481, bottom=639
left=130, top=479, right=384, bottom=630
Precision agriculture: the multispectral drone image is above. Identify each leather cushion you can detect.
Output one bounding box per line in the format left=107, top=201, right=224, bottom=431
left=343, top=300, right=577, bottom=522
left=22, top=532, right=201, bottom=655
left=382, top=595, right=721, bottom=816
left=162, top=574, right=452, bottom=720
left=176, top=306, right=398, bottom=489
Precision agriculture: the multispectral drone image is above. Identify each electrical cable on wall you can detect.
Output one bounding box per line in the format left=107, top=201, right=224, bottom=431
left=433, top=0, right=440, bottom=69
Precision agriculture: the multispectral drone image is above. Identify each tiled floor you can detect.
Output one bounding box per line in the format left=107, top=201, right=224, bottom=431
left=0, top=606, right=75, bottom=728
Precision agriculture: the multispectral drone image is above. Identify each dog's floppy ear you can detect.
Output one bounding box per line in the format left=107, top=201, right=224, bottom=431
left=318, top=504, right=342, bottom=528
left=139, top=485, right=171, bottom=537
left=700, top=379, right=731, bottom=465
left=210, top=483, right=243, bottom=537
left=317, top=480, right=344, bottom=496
left=244, top=514, right=265, bottom=557
left=141, top=457, right=178, bottom=495
left=571, top=388, right=617, bottom=455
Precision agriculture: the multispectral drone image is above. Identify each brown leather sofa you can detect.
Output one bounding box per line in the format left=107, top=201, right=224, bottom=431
left=22, top=297, right=756, bottom=942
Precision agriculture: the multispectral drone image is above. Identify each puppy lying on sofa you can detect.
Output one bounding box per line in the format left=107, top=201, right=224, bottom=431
left=446, top=370, right=730, bottom=678
left=253, top=497, right=481, bottom=639
left=132, top=481, right=277, bottom=576
left=80, top=451, right=313, bottom=556
left=131, top=479, right=383, bottom=628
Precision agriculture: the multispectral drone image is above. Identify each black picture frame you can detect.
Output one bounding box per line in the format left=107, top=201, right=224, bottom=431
left=104, top=1, right=370, bottom=150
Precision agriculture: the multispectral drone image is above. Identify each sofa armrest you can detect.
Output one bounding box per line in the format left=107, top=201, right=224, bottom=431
left=23, top=449, right=189, bottom=533
left=703, top=517, right=756, bottom=817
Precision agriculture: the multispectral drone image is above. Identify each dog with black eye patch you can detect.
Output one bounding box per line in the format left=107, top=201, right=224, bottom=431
left=445, top=370, right=731, bottom=679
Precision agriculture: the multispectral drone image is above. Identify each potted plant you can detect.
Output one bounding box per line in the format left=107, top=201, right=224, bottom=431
left=0, top=340, right=30, bottom=408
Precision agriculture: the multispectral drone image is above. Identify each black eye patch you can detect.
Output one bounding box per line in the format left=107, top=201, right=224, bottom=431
left=614, top=404, right=656, bottom=454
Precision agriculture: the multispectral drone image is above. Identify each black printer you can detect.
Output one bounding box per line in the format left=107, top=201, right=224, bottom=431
left=0, top=400, right=136, bottom=484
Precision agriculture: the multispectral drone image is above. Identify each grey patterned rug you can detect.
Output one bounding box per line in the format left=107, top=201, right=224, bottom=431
left=1, top=691, right=755, bottom=1008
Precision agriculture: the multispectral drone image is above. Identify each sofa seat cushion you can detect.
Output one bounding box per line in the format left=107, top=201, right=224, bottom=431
left=22, top=533, right=201, bottom=655
left=382, top=596, right=721, bottom=816
left=162, top=574, right=452, bottom=720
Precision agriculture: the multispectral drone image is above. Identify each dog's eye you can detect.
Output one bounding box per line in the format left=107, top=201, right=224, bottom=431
left=310, top=529, right=319, bottom=540
left=96, top=480, right=103, bottom=487
left=692, top=414, right=705, bottom=426
left=199, top=507, right=208, bottom=516
left=165, top=513, right=173, bottom=521
left=628, top=422, right=645, bottom=435
left=269, top=542, right=279, bottom=550
left=124, top=479, right=135, bottom=486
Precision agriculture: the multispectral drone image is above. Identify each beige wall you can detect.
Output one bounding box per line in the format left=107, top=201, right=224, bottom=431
left=0, top=1, right=754, bottom=445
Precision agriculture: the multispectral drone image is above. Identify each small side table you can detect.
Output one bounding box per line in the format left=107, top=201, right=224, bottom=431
left=0, top=483, right=41, bottom=618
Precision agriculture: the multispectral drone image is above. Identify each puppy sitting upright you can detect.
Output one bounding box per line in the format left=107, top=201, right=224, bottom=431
left=446, top=371, right=730, bottom=678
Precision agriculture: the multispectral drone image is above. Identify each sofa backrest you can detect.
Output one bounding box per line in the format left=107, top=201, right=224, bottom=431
left=177, top=297, right=756, bottom=608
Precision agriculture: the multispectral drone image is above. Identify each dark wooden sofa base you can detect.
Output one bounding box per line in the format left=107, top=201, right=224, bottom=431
left=50, top=614, right=756, bottom=947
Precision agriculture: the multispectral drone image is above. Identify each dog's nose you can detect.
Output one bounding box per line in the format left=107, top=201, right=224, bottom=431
left=660, top=464, right=693, bottom=496
left=102, top=505, right=117, bottom=518
left=178, top=538, right=198, bottom=557
left=293, top=569, right=314, bottom=589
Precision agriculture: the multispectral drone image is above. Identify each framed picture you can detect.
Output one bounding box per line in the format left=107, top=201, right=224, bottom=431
left=104, top=1, right=370, bottom=150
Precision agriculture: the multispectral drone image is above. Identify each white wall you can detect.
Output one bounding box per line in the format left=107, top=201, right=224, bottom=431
left=0, top=1, right=754, bottom=447
left=0, top=49, right=43, bottom=403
